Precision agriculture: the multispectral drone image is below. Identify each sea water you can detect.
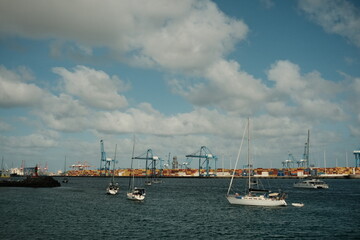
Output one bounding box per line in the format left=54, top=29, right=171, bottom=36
left=1, top=177, right=359, bottom=239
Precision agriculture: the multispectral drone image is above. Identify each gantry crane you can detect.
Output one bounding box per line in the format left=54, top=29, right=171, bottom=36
left=71, top=161, right=93, bottom=170
left=298, top=130, right=310, bottom=168
left=180, top=157, right=193, bottom=169
left=133, top=149, right=161, bottom=185
left=99, top=140, right=114, bottom=176
left=186, top=146, right=217, bottom=177
left=282, top=153, right=295, bottom=168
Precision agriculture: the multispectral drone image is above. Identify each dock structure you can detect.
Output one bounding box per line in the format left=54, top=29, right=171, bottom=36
left=354, top=149, right=360, bottom=167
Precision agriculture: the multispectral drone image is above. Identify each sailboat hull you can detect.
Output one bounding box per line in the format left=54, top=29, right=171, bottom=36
left=226, top=195, right=287, bottom=207
left=127, top=192, right=145, bottom=201
left=107, top=189, right=118, bottom=195
left=106, top=184, right=119, bottom=195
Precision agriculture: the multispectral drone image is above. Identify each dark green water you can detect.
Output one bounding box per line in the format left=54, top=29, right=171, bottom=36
left=1, top=177, right=359, bottom=239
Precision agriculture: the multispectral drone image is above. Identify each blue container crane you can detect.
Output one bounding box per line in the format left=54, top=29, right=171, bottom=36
left=133, top=149, right=161, bottom=184
left=186, top=146, right=217, bottom=177
left=283, top=153, right=295, bottom=168
left=99, top=140, right=113, bottom=176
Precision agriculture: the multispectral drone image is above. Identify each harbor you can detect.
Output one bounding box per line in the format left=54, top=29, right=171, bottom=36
left=58, top=166, right=360, bottom=178
left=1, top=0, right=360, bottom=238
left=1, top=141, right=360, bottom=238
left=1, top=177, right=359, bottom=239
left=3, top=137, right=359, bottom=180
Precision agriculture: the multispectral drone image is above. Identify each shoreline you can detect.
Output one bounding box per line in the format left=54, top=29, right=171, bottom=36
left=43, top=175, right=358, bottom=179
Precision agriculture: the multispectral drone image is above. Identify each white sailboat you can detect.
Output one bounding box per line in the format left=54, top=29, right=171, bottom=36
left=106, top=144, right=119, bottom=195
left=127, top=136, right=146, bottom=201
left=226, top=118, right=287, bottom=207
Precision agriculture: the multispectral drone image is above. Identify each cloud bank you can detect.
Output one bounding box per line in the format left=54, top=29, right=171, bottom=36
left=0, top=0, right=358, bottom=170
left=0, top=0, right=248, bottom=72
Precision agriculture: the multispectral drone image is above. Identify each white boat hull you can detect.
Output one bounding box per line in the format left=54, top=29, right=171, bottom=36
left=293, top=184, right=328, bottom=189
left=107, top=188, right=119, bottom=195
left=292, top=203, right=304, bottom=207
left=226, top=195, right=287, bottom=207
left=293, top=179, right=329, bottom=189
left=127, top=192, right=145, bottom=201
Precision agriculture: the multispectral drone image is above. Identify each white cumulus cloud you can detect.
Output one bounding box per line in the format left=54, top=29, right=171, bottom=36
left=36, top=94, right=90, bottom=132
left=0, top=65, right=44, bottom=108
left=267, top=60, right=346, bottom=121
left=53, top=65, right=128, bottom=110
left=170, top=60, right=269, bottom=115
left=299, top=0, right=360, bottom=48
left=93, top=105, right=244, bottom=137
left=0, top=0, right=248, bottom=72
left=4, top=130, right=59, bottom=149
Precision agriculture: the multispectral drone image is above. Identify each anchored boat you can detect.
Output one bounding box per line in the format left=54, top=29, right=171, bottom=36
left=294, top=179, right=329, bottom=189
left=127, top=136, right=146, bottom=201
left=106, top=143, right=119, bottom=195
left=226, top=118, right=287, bottom=207
left=292, top=203, right=304, bottom=207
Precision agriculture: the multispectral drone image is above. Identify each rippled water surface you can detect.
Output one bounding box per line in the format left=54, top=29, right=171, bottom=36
left=1, top=177, right=359, bottom=239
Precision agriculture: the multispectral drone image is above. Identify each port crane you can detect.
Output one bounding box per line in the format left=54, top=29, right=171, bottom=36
left=99, top=140, right=115, bottom=176
left=180, top=157, right=193, bottom=169
left=163, top=153, right=171, bottom=169
left=186, top=146, right=217, bottom=177
left=133, top=149, right=161, bottom=184
left=71, top=161, right=93, bottom=170
left=282, top=153, right=295, bottom=168
left=297, top=130, right=310, bottom=168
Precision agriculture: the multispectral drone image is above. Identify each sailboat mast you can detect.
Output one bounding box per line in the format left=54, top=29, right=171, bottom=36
left=248, top=118, right=251, bottom=190
left=129, top=135, right=136, bottom=190
left=307, top=130, right=310, bottom=168
left=324, top=149, right=326, bottom=174
left=227, top=122, right=247, bottom=196
left=112, top=144, right=117, bottom=183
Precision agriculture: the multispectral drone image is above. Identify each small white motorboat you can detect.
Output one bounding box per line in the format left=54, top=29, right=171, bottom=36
left=292, top=203, right=304, bottom=207
left=294, top=179, right=329, bottom=189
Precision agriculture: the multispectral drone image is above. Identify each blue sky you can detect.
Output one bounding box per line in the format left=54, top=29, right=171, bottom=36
left=0, top=0, right=359, bottom=172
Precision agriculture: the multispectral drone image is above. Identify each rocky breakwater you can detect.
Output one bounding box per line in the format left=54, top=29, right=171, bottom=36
left=0, top=176, right=61, bottom=188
